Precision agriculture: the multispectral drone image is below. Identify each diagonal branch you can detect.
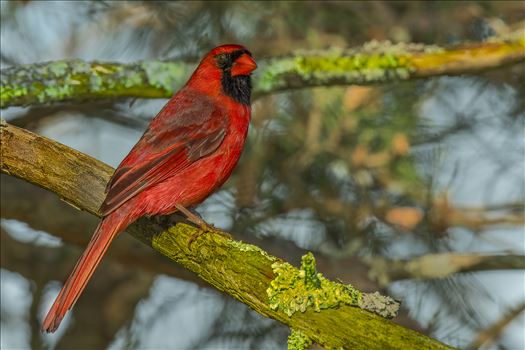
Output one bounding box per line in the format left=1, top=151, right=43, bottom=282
left=467, top=301, right=525, bottom=350
left=0, top=121, right=455, bottom=349
left=366, top=253, right=525, bottom=287
left=1, top=31, right=523, bottom=108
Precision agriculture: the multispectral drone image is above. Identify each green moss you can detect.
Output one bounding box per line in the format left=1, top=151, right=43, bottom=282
left=288, top=329, right=313, bottom=350
left=267, top=252, right=361, bottom=316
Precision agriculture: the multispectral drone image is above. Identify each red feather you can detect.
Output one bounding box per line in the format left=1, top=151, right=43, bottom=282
left=101, top=90, right=228, bottom=215
left=42, top=44, right=256, bottom=333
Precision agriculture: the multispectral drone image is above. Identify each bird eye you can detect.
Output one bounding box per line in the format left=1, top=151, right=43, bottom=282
left=215, top=54, right=229, bottom=69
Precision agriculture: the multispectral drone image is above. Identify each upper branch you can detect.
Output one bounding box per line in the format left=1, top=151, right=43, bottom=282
left=1, top=32, right=523, bottom=108
left=0, top=121, right=455, bottom=349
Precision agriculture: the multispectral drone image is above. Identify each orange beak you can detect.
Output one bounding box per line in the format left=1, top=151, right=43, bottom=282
left=231, top=53, right=257, bottom=77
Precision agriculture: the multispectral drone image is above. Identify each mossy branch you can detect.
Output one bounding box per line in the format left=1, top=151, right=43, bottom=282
left=0, top=121, right=455, bottom=349
left=2, top=32, right=524, bottom=108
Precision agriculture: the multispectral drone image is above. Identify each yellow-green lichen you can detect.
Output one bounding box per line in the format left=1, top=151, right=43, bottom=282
left=0, top=85, right=27, bottom=106
left=294, top=53, right=412, bottom=84
left=151, top=227, right=184, bottom=260
left=228, top=240, right=277, bottom=262
left=287, top=328, right=313, bottom=350
left=1, top=59, right=180, bottom=108
left=141, top=60, right=188, bottom=93
left=47, top=61, right=69, bottom=76
left=255, top=41, right=424, bottom=95
left=267, top=252, right=361, bottom=316
left=254, top=58, right=298, bottom=92
left=119, top=69, right=145, bottom=89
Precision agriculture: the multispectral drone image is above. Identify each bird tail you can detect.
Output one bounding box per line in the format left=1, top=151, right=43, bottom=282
left=42, top=211, right=131, bottom=333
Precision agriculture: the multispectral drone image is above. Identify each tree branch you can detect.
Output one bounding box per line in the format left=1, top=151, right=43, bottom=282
left=467, top=301, right=525, bottom=350
left=0, top=121, right=456, bottom=349
left=2, top=175, right=431, bottom=338
left=0, top=174, right=380, bottom=292
left=2, top=32, right=523, bottom=108
left=366, top=253, right=525, bottom=287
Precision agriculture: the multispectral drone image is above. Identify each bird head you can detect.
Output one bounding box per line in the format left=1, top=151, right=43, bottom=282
left=209, top=44, right=257, bottom=77
left=188, top=44, right=257, bottom=105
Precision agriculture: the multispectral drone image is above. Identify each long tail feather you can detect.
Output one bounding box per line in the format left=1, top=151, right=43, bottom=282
left=42, top=212, right=130, bottom=333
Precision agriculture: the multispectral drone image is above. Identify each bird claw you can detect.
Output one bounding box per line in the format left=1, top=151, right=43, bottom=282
left=188, top=224, right=232, bottom=247
left=174, top=204, right=232, bottom=246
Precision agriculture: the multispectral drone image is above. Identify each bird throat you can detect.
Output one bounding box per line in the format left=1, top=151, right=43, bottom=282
left=221, top=73, right=251, bottom=106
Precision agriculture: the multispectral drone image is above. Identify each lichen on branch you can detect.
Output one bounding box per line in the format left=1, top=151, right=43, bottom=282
left=1, top=31, right=523, bottom=108
left=288, top=328, right=313, bottom=350
left=0, top=60, right=190, bottom=108
left=267, top=252, right=399, bottom=319
left=268, top=252, right=361, bottom=316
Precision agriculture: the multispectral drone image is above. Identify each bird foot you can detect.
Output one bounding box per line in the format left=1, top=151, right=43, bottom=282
left=175, top=204, right=232, bottom=246
left=188, top=224, right=232, bottom=246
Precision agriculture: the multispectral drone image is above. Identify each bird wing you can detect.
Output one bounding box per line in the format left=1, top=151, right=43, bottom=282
left=100, top=92, right=228, bottom=216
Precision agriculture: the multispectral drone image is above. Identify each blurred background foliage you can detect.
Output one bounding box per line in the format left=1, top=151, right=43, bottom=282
left=1, top=1, right=524, bottom=349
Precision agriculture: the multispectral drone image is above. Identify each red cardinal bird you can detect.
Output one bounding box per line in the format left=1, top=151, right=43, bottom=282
left=42, top=44, right=257, bottom=332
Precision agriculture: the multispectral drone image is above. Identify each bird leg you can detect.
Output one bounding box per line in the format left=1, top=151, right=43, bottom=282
left=174, top=204, right=231, bottom=245
left=175, top=204, right=213, bottom=230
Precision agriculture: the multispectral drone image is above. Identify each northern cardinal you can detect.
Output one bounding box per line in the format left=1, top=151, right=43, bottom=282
left=42, top=44, right=257, bottom=332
